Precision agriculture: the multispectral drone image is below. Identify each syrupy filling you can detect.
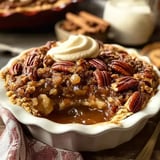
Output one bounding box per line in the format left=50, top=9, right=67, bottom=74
left=46, top=105, right=111, bottom=125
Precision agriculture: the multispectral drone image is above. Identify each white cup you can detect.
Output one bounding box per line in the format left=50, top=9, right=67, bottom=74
left=103, top=0, right=156, bottom=46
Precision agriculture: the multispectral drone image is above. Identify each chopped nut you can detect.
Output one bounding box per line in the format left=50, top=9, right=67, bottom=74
left=59, top=98, right=73, bottom=110
left=49, top=88, right=57, bottom=95
left=70, top=73, right=81, bottom=85
left=37, top=94, right=54, bottom=115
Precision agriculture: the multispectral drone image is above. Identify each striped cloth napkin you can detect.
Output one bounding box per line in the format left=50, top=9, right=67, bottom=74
left=0, top=107, right=83, bottom=160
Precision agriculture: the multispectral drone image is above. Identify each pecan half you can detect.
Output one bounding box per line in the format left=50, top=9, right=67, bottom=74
left=93, top=70, right=110, bottom=87
left=110, top=60, right=133, bottom=75
left=9, top=63, right=22, bottom=76
left=100, top=50, right=113, bottom=57
left=23, top=66, right=37, bottom=80
left=89, top=58, right=107, bottom=70
left=52, top=61, right=75, bottom=72
left=125, top=91, right=143, bottom=112
left=111, top=76, right=139, bottom=92
left=25, top=53, right=42, bottom=68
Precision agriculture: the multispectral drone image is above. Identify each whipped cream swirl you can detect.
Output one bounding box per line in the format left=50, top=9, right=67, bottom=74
left=47, top=35, right=99, bottom=61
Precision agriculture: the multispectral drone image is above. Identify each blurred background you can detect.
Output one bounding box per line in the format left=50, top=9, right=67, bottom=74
left=0, top=0, right=158, bottom=68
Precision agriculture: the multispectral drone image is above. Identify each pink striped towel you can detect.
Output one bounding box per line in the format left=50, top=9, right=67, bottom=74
left=0, top=107, right=83, bottom=160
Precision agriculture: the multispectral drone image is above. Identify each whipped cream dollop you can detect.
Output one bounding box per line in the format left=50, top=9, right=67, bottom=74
left=47, top=35, right=99, bottom=61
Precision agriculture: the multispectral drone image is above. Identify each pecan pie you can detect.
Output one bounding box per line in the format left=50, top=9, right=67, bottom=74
left=0, top=0, right=82, bottom=30
left=0, top=0, right=74, bottom=12
left=0, top=35, right=159, bottom=125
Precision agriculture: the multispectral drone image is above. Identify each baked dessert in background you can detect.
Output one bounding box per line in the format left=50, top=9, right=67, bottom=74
left=0, top=0, right=82, bottom=30
left=140, top=42, right=160, bottom=69
left=55, top=11, right=110, bottom=42
left=0, top=0, right=73, bottom=12
left=0, top=35, right=159, bottom=125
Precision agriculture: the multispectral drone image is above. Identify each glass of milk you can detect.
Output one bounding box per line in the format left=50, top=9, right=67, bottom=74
left=103, top=0, right=157, bottom=46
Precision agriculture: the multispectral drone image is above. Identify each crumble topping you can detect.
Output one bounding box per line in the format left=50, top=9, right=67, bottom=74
left=0, top=38, right=159, bottom=125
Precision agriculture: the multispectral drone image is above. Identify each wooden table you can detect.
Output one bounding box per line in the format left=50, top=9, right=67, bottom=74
left=81, top=113, right=160, bottom=160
